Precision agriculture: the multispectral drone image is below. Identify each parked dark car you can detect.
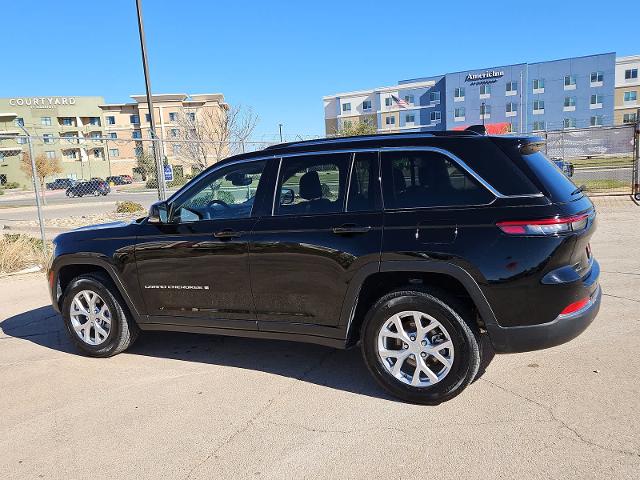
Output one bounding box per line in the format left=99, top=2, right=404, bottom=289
left=65, top=180, right=111, bottom=197
left=46, top=178, right=77, bottom=190
left=106, top=175, right=133, bottom=185
left=551, top=157, right=575, bottom=177
left=49, top=128, right=600, bottom=404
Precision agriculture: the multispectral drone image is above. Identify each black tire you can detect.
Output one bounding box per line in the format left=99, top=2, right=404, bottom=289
left=361, top=287, right=481, bottom=405
left=61, top=272, right=139, bottom=357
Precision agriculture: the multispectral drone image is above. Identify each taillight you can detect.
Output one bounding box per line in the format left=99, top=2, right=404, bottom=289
left=559, top=296, right=590, bottom=316
left=497, top=213, right=589, bottom=236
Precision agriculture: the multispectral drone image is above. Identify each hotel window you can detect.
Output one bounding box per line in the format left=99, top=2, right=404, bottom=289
left=342, top=102, right=351, bottom=113
left=173, top=145, right=182, bottom=156
left=43, top=133, right=53, bottom=144
left=454, top=87, right=465, bottom=100
left=564, top=96, right=576, bottom=107
left=63, top=150, right=78, bottom=160
left=169, top=112, right=178, bottom=121
left=479, top=84, right=491, bottom=97
left=454, top=107, right=465, bottom=119
left=171, top=128, right=179, bottom=137
left=132, top=130, right=142, bottom=139
left=480, top=104, right=490, bottom=116
left=405, top=114, right=415, bottom=123
left=564, top=75, right=576, bottom=89
left=385, top=116, right=395, bottom=125
left=624, top=69, right=638, bottom=80
left=506, top=102, right=517, bottom=113
left=590, top=71, right=603, bottom=85
left=62, top=117, right=74, bottom=126
left=430, top=111, right=441, bottom=122
left=623, top=91, right=637, bottom=102
left=362, top=100, right=372, bottom=110
left=533, top=121, right=545, bottom=131
left=533, top=78, right=544, bottom=92
left=109, top=148, right=119, bottom=157
left=590, top=115, right=603, bottom=127
left=134, top=146, right=144, bottom=156
left=93, top=148, right=102, bottom=158
left=385, top=97, right=393, bottom=107
left=590, top=94, right=603, bottom=107
left=505, top=81, right=518, bottom=94
left=563, top=118, right=576, bottom=129
left=89, top=117, right=101, bottom=126
left=429, top=91, right=441, bottom=103
left=15, top=117, right=24, bottom=126
left=41, top=116, right=52, bottom=126
left=404, top=95, right=414, bottom=105
left=623, top=113, right=638, bottom=123
left=187, top=112, right=196, bottom=121
left=533, top=100, right=544, bottom=112
left=145, top=113, right=151, bottom=122
left=106, top=116, right=115, bottom=125
left=108, top=132, right=117, bottom=139
left=130, top=114, right=140, bottom=124
left=90, top=132, right=101, bottom=140
left=45, top=151, right=56, bottom=159
left=16, top=137, right=27, bottom=144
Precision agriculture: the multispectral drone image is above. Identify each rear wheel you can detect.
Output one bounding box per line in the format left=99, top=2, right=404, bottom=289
left=361, top=287, right=481, bottom=404
left=61, top=273, right=139, bottom=357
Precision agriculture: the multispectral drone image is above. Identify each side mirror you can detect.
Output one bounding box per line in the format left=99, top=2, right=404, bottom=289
left=280, top=187, right=295, bottom=205
left=148, top=201, right=169, bottom=224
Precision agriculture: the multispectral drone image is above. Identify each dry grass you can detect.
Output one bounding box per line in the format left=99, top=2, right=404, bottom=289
left=0, top=234, right=52, bottom=275
left=115, top=201, right=145, bottom=214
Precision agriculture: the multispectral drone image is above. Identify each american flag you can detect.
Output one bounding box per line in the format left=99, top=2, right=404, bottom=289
left=391, top=94, right=409, bottom=108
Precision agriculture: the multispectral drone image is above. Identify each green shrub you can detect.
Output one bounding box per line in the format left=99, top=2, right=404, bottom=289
left=115, top=201, right=145, bottom=214
left=2, top=181, right=20, bottom=189
left=217, top=190, right=236, bottom=205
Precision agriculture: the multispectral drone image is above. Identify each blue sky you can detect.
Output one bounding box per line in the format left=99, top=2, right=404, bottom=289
left=1, top=1, right=636, bottom=141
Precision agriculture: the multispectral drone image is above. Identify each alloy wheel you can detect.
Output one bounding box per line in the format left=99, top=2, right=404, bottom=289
left=376, top=310, right=454, bottom=387
left=69, top=290, right=112, bottom=346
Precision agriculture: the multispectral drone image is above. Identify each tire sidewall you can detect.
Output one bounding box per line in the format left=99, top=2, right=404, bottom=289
left=61, top=276, right=124, bottom=356
left=362, top=291, right=478, bottom=404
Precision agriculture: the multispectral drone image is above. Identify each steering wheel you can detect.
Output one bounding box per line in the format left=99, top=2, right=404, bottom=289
left=206, top=199, right=231, bottom=209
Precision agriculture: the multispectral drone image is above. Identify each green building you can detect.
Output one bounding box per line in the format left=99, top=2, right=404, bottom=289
left=0, top=96, right=112, bottom=187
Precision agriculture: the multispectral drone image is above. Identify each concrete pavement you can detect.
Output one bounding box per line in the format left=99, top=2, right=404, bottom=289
left=0, top=196, right=638, bottom=479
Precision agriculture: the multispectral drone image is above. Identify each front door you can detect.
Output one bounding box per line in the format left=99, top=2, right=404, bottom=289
left=135, top=160, right=268, bottom=329
left=249, top=151, right=383, bottom=328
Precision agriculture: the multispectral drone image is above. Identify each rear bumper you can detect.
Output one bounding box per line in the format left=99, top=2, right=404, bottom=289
left=487, top=283, right=601, bottom=353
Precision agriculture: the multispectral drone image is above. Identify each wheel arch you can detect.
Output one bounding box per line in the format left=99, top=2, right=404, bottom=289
left=342, top=260, right=498, bottom=347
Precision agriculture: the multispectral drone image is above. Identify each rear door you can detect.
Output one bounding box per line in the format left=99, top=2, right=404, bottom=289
left=249, top=151, right=382, bottom=329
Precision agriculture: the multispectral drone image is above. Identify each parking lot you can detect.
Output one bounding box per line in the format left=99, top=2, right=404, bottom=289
left=0, top=196, right=638, bottom=479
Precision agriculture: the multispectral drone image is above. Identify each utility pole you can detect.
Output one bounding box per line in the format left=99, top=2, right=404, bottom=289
left=135, top=0, right=166, bottom=200
left=481, top=102, right=486, bottom=127
left=519, top=70, right=524, bottom=134
left=279, top=123, right=283, bottom=143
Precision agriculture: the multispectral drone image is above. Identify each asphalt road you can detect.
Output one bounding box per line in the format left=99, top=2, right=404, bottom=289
left=0, top=196, right=638, bottom=479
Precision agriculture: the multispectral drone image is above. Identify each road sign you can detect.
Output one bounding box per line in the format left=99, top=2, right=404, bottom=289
left=163, top=164, right=174, bottom=182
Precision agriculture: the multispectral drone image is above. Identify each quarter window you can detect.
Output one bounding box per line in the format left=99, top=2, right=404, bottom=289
left=173, top=161, right=266, bottom=222
left=276, top=153, right=349, bottom=216
left=382, top=151, right=493, bottom=209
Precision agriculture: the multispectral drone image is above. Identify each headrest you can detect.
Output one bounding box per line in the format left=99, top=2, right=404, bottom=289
left=299, top=171, right=322, bottom=200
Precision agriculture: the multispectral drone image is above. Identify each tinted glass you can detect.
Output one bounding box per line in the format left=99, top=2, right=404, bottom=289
left=276, top=153, right=349, bottom=215
left=382, top=151, right=494, bottom=209
left=172, top=161, right=266, bottom=222
left=347, top=152, right=380, bottom=212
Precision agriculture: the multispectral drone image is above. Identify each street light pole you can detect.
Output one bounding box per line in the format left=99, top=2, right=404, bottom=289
left=135, top=0, right=166, bottom=201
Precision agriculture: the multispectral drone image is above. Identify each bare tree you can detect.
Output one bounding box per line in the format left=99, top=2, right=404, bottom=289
left=20, top=151, right=63, bottom=205
left=172, top=104, right=259, bottom=172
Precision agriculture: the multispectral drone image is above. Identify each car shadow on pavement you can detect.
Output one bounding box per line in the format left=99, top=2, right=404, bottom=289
left=1, top=305, right=495, bottom=401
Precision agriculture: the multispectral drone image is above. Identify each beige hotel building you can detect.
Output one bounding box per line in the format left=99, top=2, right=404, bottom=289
left=0, top=93, right=227, bottom=187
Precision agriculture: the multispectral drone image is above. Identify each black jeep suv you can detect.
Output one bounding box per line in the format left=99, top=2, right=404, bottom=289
left=48, top=129, right=601, bottom=404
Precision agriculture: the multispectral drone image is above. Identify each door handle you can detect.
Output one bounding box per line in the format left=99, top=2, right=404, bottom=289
left=332, top=224, right=372, bottom=235
left=214, top=229, right=242, bottom=239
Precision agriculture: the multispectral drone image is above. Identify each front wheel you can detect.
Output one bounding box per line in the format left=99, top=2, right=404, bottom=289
left=61, top=272, right=139, bottom=357
left=361, top=288, right=481, bottom=404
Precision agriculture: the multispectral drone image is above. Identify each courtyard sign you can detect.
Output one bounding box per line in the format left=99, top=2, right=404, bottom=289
left=8, top=97, right=77, bottom=109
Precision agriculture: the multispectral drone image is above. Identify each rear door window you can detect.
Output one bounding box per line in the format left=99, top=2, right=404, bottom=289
left=381, top=150, right=494, bottom=209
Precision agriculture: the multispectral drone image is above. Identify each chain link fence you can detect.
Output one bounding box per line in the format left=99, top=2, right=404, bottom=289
left=0, top=125, right=638, bottom=252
